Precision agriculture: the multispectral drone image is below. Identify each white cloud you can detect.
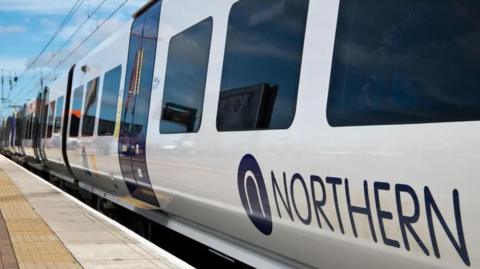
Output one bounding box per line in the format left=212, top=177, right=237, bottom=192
left=0, top=0, right=76, bottom=14
left=0, top=26, right=27, bottom=34
left=0, top=0, right=146, bottom=14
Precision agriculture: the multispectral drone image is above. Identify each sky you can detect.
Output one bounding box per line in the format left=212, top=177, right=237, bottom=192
left=0, top=0, right=145, bottom=117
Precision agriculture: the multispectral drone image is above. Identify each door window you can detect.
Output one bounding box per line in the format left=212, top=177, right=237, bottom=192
left=82, top=78, right=99, bottom=136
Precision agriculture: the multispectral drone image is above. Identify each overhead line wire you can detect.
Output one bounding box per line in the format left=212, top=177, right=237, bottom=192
left=15, top=0, right=86, bottom=97
left=12, top=0, right=131, bottom=106
left=20, top=0, right=85, bottom=78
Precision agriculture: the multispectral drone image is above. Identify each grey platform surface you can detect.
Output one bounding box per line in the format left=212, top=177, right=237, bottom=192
left=0, top=155, right=194, bottom=269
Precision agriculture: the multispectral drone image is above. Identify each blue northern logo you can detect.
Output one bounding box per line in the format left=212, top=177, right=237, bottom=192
left=237, top=154, right=272, bottom=235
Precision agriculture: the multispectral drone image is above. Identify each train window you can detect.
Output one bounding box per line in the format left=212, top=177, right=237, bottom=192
left=23, top=117, right=27, bottom=140
left=27, top=115, right=32, bottom=139
left=31, top=115, right=35, bottom=139
left=53, top=96, right=64, bottom=134
left=98, top=66, right=121, bottom=136
left=24, top=116, right=30, bottom=139
left=82, top=78, right=99, bottom=137
left=216, top=0, right=309, bottom=131
left=28, top=115, right=33, bottom=140
left=41, top=104, right=48, bottom=139
left=70, top=86, right=83, bottom=137
left=46, top=100, right=55, bottom=138
left=160, top=17, right=213, bottom=134
left=327, top=0, right=480, bottom=126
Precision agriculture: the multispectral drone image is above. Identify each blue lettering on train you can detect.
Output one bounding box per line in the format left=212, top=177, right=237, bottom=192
left=237, top=154, right=470, bottom=266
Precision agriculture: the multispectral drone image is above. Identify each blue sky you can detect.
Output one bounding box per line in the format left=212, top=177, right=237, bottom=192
left=0, top=0, right=144, bottom=116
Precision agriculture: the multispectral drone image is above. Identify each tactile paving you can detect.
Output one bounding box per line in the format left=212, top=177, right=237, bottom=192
left=0, top=171, right=81, bottom=269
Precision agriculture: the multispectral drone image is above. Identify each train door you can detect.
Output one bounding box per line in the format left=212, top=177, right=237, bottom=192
left=33, top=92, right=42, bottom=160
left=118, top=0, right=162, bottom=206
left=61, top=66, right=76, bottom=177
left=17, top=106, right=26, bottom=156
left=39, top=88, right=49, bottom=166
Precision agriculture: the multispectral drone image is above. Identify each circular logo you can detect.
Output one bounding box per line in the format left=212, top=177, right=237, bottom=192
left=238, top=154, right=272, bottom=235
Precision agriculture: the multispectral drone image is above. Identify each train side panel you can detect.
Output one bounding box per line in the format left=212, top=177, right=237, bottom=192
left=66, top=22, right=132, bottom=197
left=42, top=74, right=71, bottom=180
left=145, top=1, right=480, bottom=268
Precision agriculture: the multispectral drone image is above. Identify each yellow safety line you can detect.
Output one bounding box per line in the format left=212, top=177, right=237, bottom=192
left=0, top=171, right=82, bottom=269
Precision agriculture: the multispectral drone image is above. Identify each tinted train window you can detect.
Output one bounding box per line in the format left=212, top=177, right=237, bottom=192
left=216, top=0, right=309, bottom=131
left=46, top=101, right=55, bottom=138
left=98, top=66, right=121, bottom=136
left=328, top=0, right=480, bottom=126
left=160, top=18, right=213, bottom=134
left=53, top=96, right=64, bottom=134
left=28, top=115, right=33, bottom=139
left=82, top=78, right=99, bottom=136
left=24, top=116, right=30, bottom=139
left=41, top=104, right=48, bottom=139
left=70, top=86, right=83, bottom=137
left=24, top=117, right=28, bottom=139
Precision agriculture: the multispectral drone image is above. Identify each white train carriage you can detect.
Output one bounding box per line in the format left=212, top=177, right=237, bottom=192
left=40, top=74, right=73, bottom=180
left=21, top=100, right=37, bottom=162
left=65, top=22, right=132, bottom=198
left=21, top=92, right=47, bottom=170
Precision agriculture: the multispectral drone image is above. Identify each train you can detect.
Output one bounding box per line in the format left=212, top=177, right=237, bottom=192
left=1, top=0, right=479, bottom=268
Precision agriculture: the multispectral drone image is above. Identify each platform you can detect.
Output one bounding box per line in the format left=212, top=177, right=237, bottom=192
left=0, top=155, right=193, bottom=269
